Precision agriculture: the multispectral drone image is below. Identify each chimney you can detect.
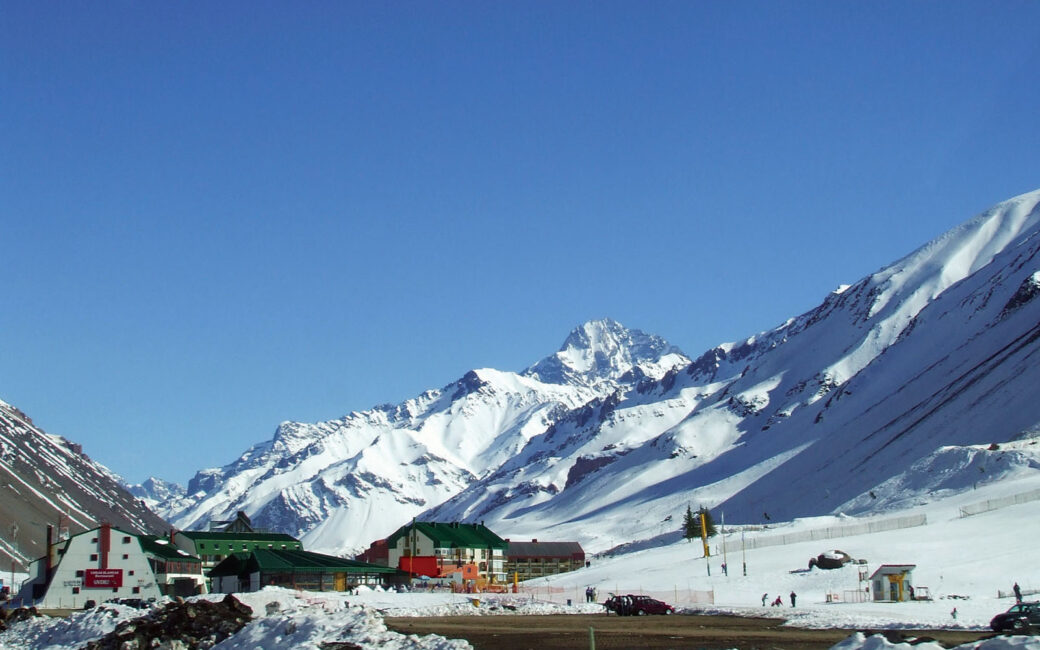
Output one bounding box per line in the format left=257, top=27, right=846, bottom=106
left=100, top=523, right=111, bottom=569
left=45, top=525, right=54, bottom=577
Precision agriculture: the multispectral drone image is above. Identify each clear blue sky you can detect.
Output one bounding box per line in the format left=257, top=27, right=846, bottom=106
left=3, top=2, right=1038, bottom=486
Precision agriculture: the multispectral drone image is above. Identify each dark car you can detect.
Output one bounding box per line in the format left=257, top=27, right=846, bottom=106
left=604, top=594, right=675, bottom=616
left=990, top=601, right=1040, bottom=633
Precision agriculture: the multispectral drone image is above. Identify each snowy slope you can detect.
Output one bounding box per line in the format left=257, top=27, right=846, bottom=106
left=425, top=189, right=1040, bottom=549
left=159, top=320, right=690, bottom=555
left=0, top=399, right=170, bottom=569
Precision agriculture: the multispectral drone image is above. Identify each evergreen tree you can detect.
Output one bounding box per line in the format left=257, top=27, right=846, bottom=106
left=683, top=506, right=718, bottom=539
left=682, top=506, right=698, bottom=542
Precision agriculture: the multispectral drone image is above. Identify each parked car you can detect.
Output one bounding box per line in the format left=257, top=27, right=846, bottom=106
left=604, top=594, right=675, bottom=616
left=990, top=601, right=1040, bottom=633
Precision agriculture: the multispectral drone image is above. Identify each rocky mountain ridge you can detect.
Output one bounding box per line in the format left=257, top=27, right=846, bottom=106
left=145, top=319, right=689, bottom=555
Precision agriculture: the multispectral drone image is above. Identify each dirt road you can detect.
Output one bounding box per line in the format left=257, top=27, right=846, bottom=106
left=386, top=613, right=993, bottom=649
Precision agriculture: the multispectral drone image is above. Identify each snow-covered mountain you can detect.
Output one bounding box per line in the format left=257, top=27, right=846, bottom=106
left=426, top=189, right=1040, bottom=549
left=127, top=476, right=188, bottom=513
left=158, top=320, right=690, bottom=555
left=155, top=189, right=1040, bottom=558
left=0, top=399, right=170, bottom=569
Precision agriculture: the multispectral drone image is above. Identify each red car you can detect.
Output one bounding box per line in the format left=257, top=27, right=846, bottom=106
left=604, top=594, right=675, bottom=615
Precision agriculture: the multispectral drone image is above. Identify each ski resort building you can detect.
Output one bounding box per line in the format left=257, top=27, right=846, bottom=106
left=139, top=535, right=205, bottom=597
left=207, top=548, right=402, bottom=593
left=503, top=540, right=586, bottom=580
left=16, top=524, right=203, bottom=609
left=870, top=564, right=917, bottom=602
left=386, top=521, right=508, bottom=585
left=172, top=530, right=302, bottom=572
left=356, top=538, right=389, bottom=566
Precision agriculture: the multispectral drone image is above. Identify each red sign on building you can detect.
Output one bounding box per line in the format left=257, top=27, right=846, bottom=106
left=84, top=568, right=123, bottom=588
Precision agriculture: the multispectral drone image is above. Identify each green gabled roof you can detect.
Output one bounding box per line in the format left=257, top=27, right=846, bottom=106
left=250, top=549, right=399, bottom=573
left=206, top=552, right=253, bottom=578
left=178, top=531, right=300, bottom=543
left=386, top=522, right=507, bottom=550
left=140, top=535, right=201, bottom=562
left=207, top=549, right=399, bottom=578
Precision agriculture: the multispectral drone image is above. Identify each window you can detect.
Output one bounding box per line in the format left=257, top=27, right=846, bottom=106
left=122, top=536, right=131, bottom=544
left=90, top=554, right=98, bottom=561
left=112, top=587, right=118, bottom=593
left=91, top=537, right=98, bottom=543
left=129, top=570, right=134, bottom=576
left=122, top=554, right=129, bottom=560
left=132, top=587, right=140, bottom=594
left=199, top=543, right=206, bottom=550
left=72, top=587, right=80, bottom=594
left=75, top=570, right=84, bottom=577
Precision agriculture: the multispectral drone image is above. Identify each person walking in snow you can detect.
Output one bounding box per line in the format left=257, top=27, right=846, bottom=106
left=1014, top=582, right=1022, bottom=603
left=773, top=595, right=783, bottom=607
left=790, top=591, right=796, bottom=607
left=951, top=607, right=958, bottom=620
left=762, top=593, right=768, bottom=607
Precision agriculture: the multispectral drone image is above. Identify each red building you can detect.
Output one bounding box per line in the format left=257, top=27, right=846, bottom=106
left=356, top=538, right=389, bottom=566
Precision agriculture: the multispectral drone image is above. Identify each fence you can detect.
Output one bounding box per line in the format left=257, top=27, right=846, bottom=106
left=517, top=584, right=714, bottom=607
left=997, top=586, right=1038, bottom=600
left=830, top=590, right=870, bottom=604
left=959, top=487, right=1040, bottom=518
left=734, top=513, right=927, bottom=552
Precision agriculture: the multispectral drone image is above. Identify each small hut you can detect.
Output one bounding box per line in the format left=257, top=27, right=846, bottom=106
left=870, top=564, right=916, bottom=602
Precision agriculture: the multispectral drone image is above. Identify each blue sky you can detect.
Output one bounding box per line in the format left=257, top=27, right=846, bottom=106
left=3, top=2, right=1039, bottom=486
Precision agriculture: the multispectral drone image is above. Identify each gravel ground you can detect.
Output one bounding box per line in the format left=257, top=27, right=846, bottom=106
left=385, top=613, right=996, bottom=650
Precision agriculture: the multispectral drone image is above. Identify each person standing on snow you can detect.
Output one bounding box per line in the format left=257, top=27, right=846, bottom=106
left=790, top=591, right=796, bottom=607
left=762, top=593, right=768, bottom=606
left=1014, top=582, right=1022, bottom=603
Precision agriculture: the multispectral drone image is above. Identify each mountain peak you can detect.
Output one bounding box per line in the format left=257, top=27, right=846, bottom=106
left=523, top=318, right=688, bottom=388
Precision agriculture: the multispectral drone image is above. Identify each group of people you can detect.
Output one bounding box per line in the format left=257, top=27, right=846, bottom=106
left=762, top=591, right=796, bottom=607
left=584, top=586, right=599, bottom=603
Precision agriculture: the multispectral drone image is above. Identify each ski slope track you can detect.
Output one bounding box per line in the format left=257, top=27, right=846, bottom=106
left=139, top=190, right=1040, bottom=557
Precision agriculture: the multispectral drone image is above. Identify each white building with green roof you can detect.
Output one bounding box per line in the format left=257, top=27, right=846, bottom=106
left=386, top=521, right=507, bottom=584
left=173, top=530, right=302, bottom=572
left=16, top=524, right=201, bottom=609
